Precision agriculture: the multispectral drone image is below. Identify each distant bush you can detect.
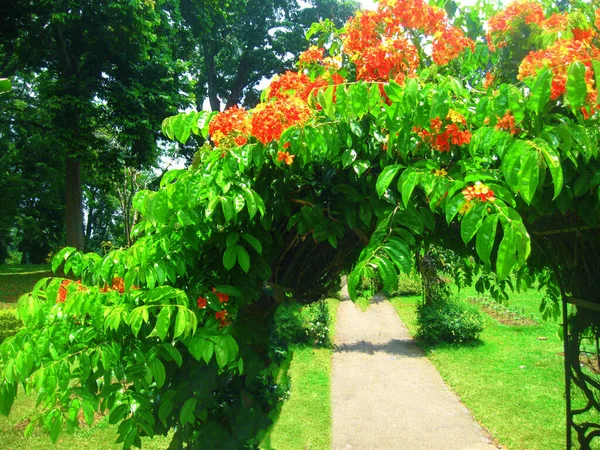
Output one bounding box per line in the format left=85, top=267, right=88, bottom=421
left=274, top=300, right=332, bottom=348
left=386, top=271, right=422, bottom=296
left=0, top=310, right=21, bottom=342
left=416, top=299, right=484, bottom=343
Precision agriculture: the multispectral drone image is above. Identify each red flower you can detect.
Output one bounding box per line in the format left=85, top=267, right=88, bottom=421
left=215, top=310, right=231, bottom=328
left=462, top=182, right=495, bottom=202
left=57, top=279, right=72, bottom=303
left=277, top=151, right=295, bottom=165
left=197, top=296, right=207, bottom=309
left=208, top=105, right=250, bottom=147
left=299, top=45, right=325, bottom=64
left=211, top=287, right=229, bottom=304
left=495, top=111, right=519, bottom=135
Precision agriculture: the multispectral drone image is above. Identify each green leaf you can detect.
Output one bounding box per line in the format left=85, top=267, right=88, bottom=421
left=155, top=306, right=172, bottom=341
left=353, top=160, right=370, bottom=177
left=221, top=197, right=235, bottom=222
left=528, top=67, right=552, bottom=114
left=536, top=138, right=563, bottom=199
left=496, top=226, right=517, bottom=280
left=518, top=151, right=540, bottom=205
left=241, top=234, right=262, bottom=254
left=236, top=246, right=251, bottom=273
left=150, top=358, right=166, bottom=388
left=342, top=149, right=358, bottom=167
left=173, top=309, right=188, bottom=340
left=214, top=341, right=229, bottom=369
left=223, top=246, right=237, bottom=270
left=202, top=341, right=214, bottom=364
left=109, top=404, right=129, bottom=425
left=376, top=164, right=402, bottom=198
left=476, top=215, right=499, bottom=264
left=566, top=61, right=587, bottom=110
left=593, top=60, right=600, bottom=106
left=445, top=193, right=466, bottom=224
left=398, top=170, right=419, bottom=207
left=0, top=78, right=11, bottom=93
left=383, top=80, right=403, bottom=102
left=180, top=398, right=197, bottom=426
left=461, top=202, right=486, bottom=244
left=226, top=233, right=239, bottom=248
left=243, top=189, right=258, bottom=219
left=83, top=402, right=95, bottom=426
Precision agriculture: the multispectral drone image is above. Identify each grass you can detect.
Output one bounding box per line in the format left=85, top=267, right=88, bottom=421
left=263, top=298, right=339, bottom=450
left=390, top=287, right=566, bottom=450
left=0, top=394, right=171, bottom=450
left=0, top=264, right=54, bottom=306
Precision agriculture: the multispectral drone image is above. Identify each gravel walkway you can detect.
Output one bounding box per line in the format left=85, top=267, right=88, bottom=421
left=331, top=291, right=499, bottom=450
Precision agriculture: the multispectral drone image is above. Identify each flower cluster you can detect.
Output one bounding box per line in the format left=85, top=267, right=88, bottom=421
left=463, top=182, right=495, bottom=202
left=432, top=168, right=448, bottom=177
left=212, top=287, right=229, bottom=304
left=277, top=151, right=295, bottom=165
left=414, top=113, right=471, bottom=152
left=487, top=1, right=545, bottom=50
left=197, top=296, right=207, bottom=309
left=431, top=27, right=475, bottom=66
left=215, top=310, right=231, bottom=328
left=57, top=279, right=86, bottom=303
left=299, top=45, right=325, bottom=65
left=208, top=106, right=251, bottom=147
left=268, top=71, right=325, bottom=102
left=251, top=98, right=311, bottom=144
left=57, top=279, right=73, bottom=303
left=518, top=38, right=600, bottom=101
left=341, top=0, right=472, bottom=84
left=99, top=277, right=127, bottom=294
left=483, top=72, right=495, bottom=90
left=495, top=111, right=520, bottom=135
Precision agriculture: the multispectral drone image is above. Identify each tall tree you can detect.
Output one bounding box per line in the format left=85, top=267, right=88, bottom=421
left=181, top=0, right=359, bottom=111
left=0, top=0, right=191, bottom=250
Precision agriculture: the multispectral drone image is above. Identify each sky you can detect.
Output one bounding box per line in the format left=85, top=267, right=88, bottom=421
left=359, top=0, right=378, bottom=9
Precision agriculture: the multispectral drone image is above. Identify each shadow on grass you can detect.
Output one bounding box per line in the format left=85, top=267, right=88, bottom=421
left=417, top=338, right=485, bottom=355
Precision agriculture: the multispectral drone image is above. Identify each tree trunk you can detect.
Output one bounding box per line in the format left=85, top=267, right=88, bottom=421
left=225, top=52, right=250, bottom=109
left=65, top=156, right=84, bottom=250
left=203, top=42, right=220, bottom=112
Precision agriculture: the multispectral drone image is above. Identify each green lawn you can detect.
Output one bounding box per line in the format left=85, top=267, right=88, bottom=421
left=0, top=264, right=54, bottom=306
left=263, top=298, right=339, bottom=450
left=391, top=287, right=566, bottom=450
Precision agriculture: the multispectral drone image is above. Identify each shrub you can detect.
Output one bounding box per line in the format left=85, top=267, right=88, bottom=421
left=274, top=300, right=332, bottom=348
left=0, top=310, right=21, bottom=342
left=416, top=299, right=484, bottom=343
left=387, top=271, right=422, bottom=296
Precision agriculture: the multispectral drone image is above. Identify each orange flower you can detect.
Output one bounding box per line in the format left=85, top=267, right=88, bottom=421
left=277, top=151, right=295, bottom=165
left=299, top=45, right=325, bottom=64
left=57, top=279, right=72, bottom=303
left=416, top=117, right=471, bottom=152
left=111, top=277, right=125, bottom=294
left=483, top=72, right=495, bottom=89
left=518, top=38, right=600, bottom=100
left=495, top=111, right=519, bottom=135
left=215, top=310, right=231, bottom=328
left=211, top=287, right=229, bottom=304
left=487, top=1, right=545, bottom=50
left=462, top=182, right=495, bottom=202
left=251, top=98, right=311, bottom=144
left=208, top=105, right=251, bottom=147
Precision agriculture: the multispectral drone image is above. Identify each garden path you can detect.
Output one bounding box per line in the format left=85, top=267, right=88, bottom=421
left=331, top=289, right=499, bottom=450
